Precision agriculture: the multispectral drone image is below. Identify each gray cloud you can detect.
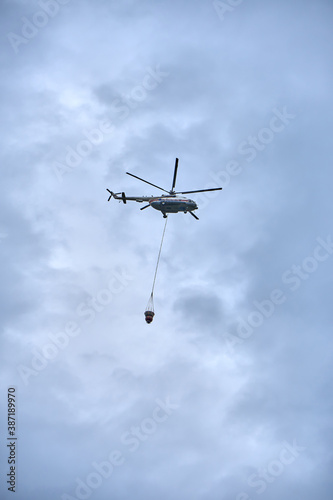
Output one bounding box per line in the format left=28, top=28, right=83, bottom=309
left=1, top=1, right=333, bottom=499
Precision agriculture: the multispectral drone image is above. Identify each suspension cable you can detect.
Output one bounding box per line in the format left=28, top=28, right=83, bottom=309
left=151, top=216, right=168, bottom=296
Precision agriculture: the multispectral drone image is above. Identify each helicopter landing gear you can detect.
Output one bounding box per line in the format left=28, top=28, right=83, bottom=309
left=162, top=213, right=167, bottom=218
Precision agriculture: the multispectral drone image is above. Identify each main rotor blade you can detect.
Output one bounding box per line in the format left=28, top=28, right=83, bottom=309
left=171, top=158, right=179, bottom=192
left=126, top=172, right=169, bottom=193
left=176, top=187, right=223, bottom=195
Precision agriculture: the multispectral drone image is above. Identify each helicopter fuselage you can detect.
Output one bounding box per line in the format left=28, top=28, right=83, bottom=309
left=150, top=196, right=197, bottom=214
left=106, top=157, right=222, bottom=220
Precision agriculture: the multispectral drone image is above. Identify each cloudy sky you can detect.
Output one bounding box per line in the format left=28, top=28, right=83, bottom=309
left=1, top=0, right=333, bottom=499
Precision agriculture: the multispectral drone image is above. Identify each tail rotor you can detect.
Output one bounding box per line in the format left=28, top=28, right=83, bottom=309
left=106, top=190, right=127, bottom=204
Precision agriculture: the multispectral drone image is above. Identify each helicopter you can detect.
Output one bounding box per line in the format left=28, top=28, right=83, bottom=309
left=106, top=158, right=222, bottom=220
